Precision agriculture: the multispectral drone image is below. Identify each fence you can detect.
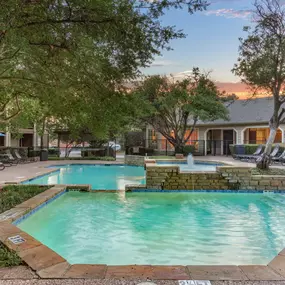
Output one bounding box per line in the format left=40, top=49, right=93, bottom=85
left=0, top=146, right=116, bottom=160
left=126, top=139, right=205, bottom=156
left=29, top=146, right=116, bottom=159
left=125, top=139, right=238, bottom=157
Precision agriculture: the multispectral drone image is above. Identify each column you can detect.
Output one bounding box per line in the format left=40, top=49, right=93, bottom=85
left=5, top=130, right=11, bottom=147
left=33, top=124, right=38, bottom=148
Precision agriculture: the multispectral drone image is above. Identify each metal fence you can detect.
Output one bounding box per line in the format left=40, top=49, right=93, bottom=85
left=28, top=146, right=116, bottom=159
left=125, top=139, right=236, bottom=156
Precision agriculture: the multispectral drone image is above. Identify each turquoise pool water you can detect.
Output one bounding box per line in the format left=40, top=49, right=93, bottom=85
left=18, top=192, right=285, bottom=265
left=22, top=165, right=145, bottom=190
left=156, top=161, right=221, bottom=172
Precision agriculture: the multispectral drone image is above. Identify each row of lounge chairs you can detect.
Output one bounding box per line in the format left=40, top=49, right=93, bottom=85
left=0, top=149, right=37, bottom=170
left=234, top=144, right=285, bottom=165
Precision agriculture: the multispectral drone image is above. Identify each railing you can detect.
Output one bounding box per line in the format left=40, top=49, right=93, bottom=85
left=28, top=146, right=116, bottom=159
left=0, top=146, right=116, bottom=160
left=125, top=139, right=237, bottom=157
left=126, top=139, right=206, bottom=156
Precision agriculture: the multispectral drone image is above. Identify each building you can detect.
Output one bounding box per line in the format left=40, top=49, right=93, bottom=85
left=146, top=98, right=285, bottom=156
left=0, top=124, right=49, bottom=148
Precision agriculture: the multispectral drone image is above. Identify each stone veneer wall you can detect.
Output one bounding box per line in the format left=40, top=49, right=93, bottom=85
left=146, top=165, right=285, bottom=191
left=125, top=155, right=145, bottom=166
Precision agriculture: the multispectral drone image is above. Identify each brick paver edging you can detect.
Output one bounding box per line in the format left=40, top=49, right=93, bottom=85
left=1, top=186, right=285, bottom=280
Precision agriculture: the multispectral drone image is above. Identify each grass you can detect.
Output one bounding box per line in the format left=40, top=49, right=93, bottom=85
left=0, top=185, right=50, bottom=268
left=48, top=156, right=116, bottom=161
left=0, top=185, right=50, bottom=214
left=0, top=244, right=22, bottom=267
left=252, top=168, right=285, bottom=176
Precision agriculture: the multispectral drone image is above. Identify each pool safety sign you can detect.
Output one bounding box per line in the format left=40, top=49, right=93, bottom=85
left=8, top=235, right=25, bottom=245
left=179, top=281, right=211, bottom=285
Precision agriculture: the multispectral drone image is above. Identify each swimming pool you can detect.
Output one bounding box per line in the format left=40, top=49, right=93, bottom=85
left=18, top=191, right=285, bottom=265
left=22, top=165, right=145, bottom=190
left=156, top=161, right=222, bottom=172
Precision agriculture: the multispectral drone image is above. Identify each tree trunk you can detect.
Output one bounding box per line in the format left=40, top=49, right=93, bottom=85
left=256, top=125, right=277, bottom=169
left=174, top=137, right=184, bottom=154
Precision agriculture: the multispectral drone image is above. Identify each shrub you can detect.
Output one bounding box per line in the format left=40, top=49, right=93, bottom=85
left=183, top=145, right=195, bottom=155
left=48, top=148, right=60, bottom=156
left=28, top=150, right=40, bottom=157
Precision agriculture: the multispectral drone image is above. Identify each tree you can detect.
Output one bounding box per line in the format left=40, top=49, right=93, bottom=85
left=132, top=68, right=231, bottom=153
left=0, top=0, right=208, bottom=128
left=233, top=0, right=285, bottom=169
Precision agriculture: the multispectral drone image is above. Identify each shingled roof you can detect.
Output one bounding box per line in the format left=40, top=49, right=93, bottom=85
left=196, top=97, right=274, bottom=126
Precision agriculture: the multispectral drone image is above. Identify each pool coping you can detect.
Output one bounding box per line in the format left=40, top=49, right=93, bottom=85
left=1, top=186, right=285, bottom=280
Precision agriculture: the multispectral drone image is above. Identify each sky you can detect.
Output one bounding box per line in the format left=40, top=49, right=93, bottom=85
left=142, top=0, right=253, bottom=90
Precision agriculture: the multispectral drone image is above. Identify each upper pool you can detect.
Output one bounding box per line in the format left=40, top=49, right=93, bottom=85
left=22, top=164, right=145, bottom=190
left=156, top=161, right=222, bottom=172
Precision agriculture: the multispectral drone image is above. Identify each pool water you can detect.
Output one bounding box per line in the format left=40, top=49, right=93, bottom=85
left=18, top=191, right=285, bottom=265
left=22, top=165, right=145, bottom=190
left=156, top=161, right=221, bottom=172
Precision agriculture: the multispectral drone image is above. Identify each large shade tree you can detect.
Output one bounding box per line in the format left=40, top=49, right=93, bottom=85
left=233, top=0, right=285, bottom=169
left=0, top=0, right=208, bottom=137
left=132, top=68, right=231, bottom=153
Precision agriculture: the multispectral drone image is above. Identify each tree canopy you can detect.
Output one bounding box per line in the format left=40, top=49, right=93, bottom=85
left=131, top=68, right=232, bottom=152
left=0, top=0, right=208, bottom=138
left=233, top=0, right=285, bottom=169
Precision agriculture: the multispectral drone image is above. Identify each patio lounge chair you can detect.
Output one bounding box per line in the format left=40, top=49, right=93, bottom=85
left=235, top=145, right=263, bottom=160
left=13, top=149, right=33, bottom=163
left=1, top=150, right=19, bottom=165
left=270, top=149, right=285, bottom=164
left=0, top=162, right=5, bottom=170
left=248, top=144, right=280, bottom=163
left=0, top=155, right=14, bottom=166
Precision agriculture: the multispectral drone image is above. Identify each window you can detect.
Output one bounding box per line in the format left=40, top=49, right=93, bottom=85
left=245, top=128, right=282, bottom=144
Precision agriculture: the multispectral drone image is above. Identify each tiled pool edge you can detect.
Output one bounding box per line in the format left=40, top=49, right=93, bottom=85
left=1, top=186, right=285, bottom=280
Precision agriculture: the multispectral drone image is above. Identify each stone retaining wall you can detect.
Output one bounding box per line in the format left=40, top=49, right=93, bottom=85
left=146, top=165, right=285, bottom=191
left=125, top=155, right=145, bottom=166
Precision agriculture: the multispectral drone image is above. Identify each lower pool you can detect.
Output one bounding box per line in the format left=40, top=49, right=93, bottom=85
left=22, top=165, right=145, bottom=190
left=18, top=191, right=285, bottom=265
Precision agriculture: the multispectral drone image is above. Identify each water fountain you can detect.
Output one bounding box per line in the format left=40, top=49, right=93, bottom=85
left=187, top=153, right=194, bottom=168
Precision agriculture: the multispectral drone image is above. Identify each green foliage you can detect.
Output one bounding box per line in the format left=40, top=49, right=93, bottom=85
left=183, top=145, right=196, bottom=155
left=232, top=0, right=285, bottom=168
left=48, top=156, right=115, bottom=161
left=0, top=185, right=50, bottom=214
left=48, top=148, right=60, bottom=156
left=0, top=185, right=50, bottom=268
left=132, top=68, right=232, bottom=152
left=0, top=244, right=22, bottom=268
left=0, top=0, right=208, bottom=138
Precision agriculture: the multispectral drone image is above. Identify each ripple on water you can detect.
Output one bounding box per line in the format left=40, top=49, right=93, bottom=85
left=18, top=192, right=285, bottom=265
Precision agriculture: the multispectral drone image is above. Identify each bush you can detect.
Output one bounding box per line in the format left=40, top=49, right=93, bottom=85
left=48, top=148, right=60, bottom=156
left=28, top=150, right=40, bottom=157
left=183, top=145, right=195, bottom=155
left=81, top=149, right=106, bottom=157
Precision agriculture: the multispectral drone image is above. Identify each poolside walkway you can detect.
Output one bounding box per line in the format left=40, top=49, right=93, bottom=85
left=1, top=269, right=285, bottom=285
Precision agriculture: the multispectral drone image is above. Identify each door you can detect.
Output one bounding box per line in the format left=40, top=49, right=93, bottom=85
left=223, top=130, right=234, bottom=156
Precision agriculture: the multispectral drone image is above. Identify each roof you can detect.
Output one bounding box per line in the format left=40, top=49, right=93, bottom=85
left=195, top=97, right=274, bottom=126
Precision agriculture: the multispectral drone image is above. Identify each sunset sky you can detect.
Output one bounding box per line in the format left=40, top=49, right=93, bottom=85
left=142, top=0, right=254, bottom=95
